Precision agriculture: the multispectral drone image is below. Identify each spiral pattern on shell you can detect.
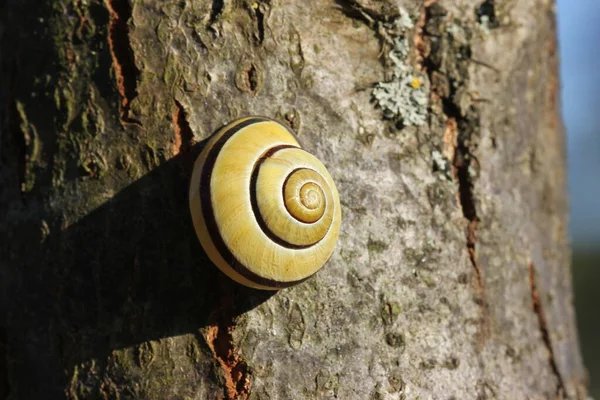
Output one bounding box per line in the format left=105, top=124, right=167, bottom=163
left=189, top=117, right=342, bottom=290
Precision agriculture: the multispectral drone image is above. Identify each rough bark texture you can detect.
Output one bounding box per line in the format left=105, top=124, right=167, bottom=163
left=0, top=0, right=588, bottom=399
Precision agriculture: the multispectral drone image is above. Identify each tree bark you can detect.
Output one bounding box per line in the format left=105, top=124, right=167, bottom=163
left=0, top=0, right=588, bottom=398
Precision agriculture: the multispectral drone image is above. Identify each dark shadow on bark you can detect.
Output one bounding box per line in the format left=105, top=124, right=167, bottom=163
left=6, top=143, right=274, bottom=398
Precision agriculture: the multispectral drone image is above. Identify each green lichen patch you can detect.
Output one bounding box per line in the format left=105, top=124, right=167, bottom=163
left=402, top=239, right=441, bottom=267
left=367, top=237, right=389, bottom=253
left=315, top=368, right=340, bottom=397
left=442, top=356, right=460, bottom=370
left=419, top=358, right=437, bottom=370
left=385, top=331, right=405, bottom=349
left=387, top=369, right=405, bottom=393
left=380, top=299, right=402, bottom=325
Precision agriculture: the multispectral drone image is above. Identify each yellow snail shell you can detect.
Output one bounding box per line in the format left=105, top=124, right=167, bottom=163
left=189, top=117, right=342, bottom=290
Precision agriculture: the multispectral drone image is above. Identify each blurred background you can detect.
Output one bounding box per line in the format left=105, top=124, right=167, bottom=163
left=556, top=0, right=600, bottom=396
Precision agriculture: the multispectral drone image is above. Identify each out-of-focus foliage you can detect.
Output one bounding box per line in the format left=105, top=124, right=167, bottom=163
left=557, top=0, right=600, bottom=394
left=573, top=250, right=600, bottom=397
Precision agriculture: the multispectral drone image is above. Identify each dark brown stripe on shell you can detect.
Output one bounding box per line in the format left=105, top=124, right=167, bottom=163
left=249, top=148, right=315, bottom=250
left=199, top=117, right=311, bottom=289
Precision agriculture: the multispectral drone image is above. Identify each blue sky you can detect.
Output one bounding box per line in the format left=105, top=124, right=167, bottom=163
left=556, top=0, right=600, bottom=247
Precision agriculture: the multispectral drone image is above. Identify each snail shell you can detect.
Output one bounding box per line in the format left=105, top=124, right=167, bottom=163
left=189, top=117, right=342, bottom=290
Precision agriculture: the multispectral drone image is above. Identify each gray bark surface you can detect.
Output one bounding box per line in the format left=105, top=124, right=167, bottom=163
left=0, top=0, right=587, bottom=399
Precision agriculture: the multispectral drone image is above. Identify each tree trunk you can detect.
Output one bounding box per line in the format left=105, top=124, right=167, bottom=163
left=0, top=0, right=588, bottom=398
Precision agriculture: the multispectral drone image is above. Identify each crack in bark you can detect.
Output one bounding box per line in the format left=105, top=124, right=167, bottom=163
left=335, top=0, right=402, bottom=23
left=72, top=0, right=88, bottom=41
left=246, top=64, right=259, bottom=92
left=204, top=319, right=251, bottom=400
left=528, top=263, right=566, bottom=398
left=251, top=2, right=266, bottom=45
left=340, top=1, right=485, bottom=291
left=419, top=2, right=483, bottom=289
left=455, top=145, right=482, bottom=288
left=105, top=0, right=140, bottom=125
left=172, top=100, right=195, bottom=164
left=202, top=278, right=252, bottom=400
left=209, top=0, right=225, bottom=26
